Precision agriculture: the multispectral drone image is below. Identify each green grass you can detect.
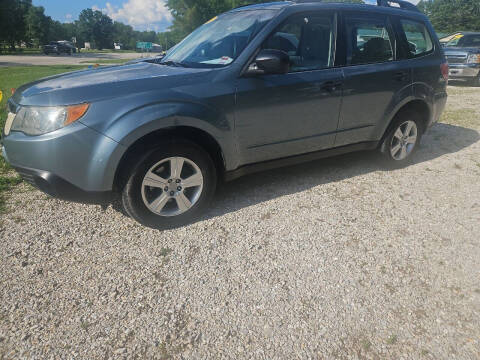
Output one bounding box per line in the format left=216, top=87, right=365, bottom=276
left=0, top=65, right=87, bottom=129
left=0, top=48, right=43, bottom=55
left=0, top=65, right=86, bottom=212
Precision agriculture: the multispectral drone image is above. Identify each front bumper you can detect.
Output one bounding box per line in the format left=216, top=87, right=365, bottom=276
left=448, top=64, right=480, bottom=78
left=12, top=165, right=113, bottom=204
left=2, top=120, right=126, bottom=203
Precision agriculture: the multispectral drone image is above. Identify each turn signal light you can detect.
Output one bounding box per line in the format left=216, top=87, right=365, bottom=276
left=65, top=103, right=90, bottom=126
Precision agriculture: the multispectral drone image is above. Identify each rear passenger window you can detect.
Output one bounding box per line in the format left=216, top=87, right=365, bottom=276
left=400, top=19, right=433, bottom=57
left=263, top=13, right=336, bottom=72
left=345, top=16, right=394, bottom=65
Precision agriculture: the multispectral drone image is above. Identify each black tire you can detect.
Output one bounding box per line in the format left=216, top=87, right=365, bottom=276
left=121, top=139, right=217, bottom=229
left=379, top=110, right=424, bottom=167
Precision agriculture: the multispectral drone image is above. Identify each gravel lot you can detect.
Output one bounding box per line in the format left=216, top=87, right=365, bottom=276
left=1, top=85, right=479, bottom=359
left=0, top=52, right=143, bottom=67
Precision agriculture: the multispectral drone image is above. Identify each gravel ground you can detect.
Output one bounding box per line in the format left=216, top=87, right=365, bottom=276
left=0, top=52, right=143, bottom=67
left=1, top=85, right=479, bottom=359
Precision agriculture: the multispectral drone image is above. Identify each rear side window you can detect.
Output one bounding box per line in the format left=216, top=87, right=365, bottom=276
left=400, top=19, right=433, bottom=57
left=263, top=13, right=336, bottom=72
left=345, top=16, right=394, bottom=65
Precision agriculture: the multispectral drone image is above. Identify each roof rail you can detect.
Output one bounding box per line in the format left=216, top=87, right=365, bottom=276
left=377, top=0, right=420, bottom=12
left=291, top=0, right=421, bottom=13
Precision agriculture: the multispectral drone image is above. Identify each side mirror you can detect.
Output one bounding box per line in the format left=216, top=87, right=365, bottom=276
left=246, top=49, right=290, bottom=76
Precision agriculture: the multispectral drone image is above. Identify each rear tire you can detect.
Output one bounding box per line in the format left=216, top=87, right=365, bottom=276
left=380, top=110, right=424, bottom=167
left=121, top=139, right=217, bottom=229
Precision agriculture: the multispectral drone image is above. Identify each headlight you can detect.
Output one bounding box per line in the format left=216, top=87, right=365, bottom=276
left=467, top=54, right=480, bottom=64
left=8, top=103, right=89, bottom=136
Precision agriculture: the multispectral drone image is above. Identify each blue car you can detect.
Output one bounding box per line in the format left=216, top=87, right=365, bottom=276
left=2, top=0, right=448, bottom=229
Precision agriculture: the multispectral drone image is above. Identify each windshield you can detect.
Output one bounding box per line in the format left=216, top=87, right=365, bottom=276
left=162, top=9, right=277, bottom=68
left=446, top=34, right=480, bottom=48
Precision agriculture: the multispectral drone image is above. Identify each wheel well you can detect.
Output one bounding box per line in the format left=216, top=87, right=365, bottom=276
left=113, top=126, right=226, bottom=191
left=393, top=100, right=430, bottom=133
left=380, top=99, right=430, bottom=146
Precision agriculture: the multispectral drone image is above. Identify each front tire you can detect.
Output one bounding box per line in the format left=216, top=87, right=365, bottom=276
left=121, top=140, right=217, bottom=229
left=380, top=110, right=423, bottom=167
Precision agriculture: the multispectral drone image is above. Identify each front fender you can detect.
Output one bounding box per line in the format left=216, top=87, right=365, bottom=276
left=91, top=101, right=237, bottom=176
left=107, top=101, right=231, bottom=145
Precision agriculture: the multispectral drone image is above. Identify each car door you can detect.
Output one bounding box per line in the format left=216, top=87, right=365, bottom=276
left=234, top=11, right=343, bottom=165
left=335, top=12, right=412, bottom=147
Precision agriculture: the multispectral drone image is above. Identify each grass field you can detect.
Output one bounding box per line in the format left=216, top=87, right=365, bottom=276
left=0, top=48, right=43, bottom=55
left=0, top=65, right=86, bottom=211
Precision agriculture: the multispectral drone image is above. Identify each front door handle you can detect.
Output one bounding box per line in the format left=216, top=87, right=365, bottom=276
left=321, top=80, right=343, bottom=92
left=393, top=72, right=409, bottom=81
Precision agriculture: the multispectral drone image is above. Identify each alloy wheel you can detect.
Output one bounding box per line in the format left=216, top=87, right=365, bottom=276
left=390, top=120, right=418, bottom=161
left=141, top=157, right=204, bottom=217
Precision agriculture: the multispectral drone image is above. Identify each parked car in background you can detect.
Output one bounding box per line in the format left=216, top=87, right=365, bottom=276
left=439, top=32, right=463, bottom=46
left=43, top=41, right=76, bottom=55
left=3, top=0, right=448, bottom=229
left=443, top=32, right=480, bottom=86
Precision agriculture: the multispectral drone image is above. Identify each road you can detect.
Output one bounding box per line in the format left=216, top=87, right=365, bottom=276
left=0, top=52, right=145, bottom=67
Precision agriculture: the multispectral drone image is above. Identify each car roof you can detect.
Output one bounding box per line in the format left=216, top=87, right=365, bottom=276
left=230, top=1, right=290, bottom=11
left=231, top=0, right=425, bottom=18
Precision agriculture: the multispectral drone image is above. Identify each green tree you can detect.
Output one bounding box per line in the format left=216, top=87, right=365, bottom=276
left=418, top=0, right=480, bottom=33
left=166, top=0, right=265, bottom=38
left=0, top=0, right=32, bottom=51
left=113, top=21, right=136, bottom=49
left=157, top=30, right=182, bottom=50
left=77, top=9, right=114, bottom=50
left=25, top=5, right=51, bottom=46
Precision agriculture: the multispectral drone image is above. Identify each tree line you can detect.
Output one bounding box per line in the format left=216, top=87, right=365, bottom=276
left=417, top=0, right=480, bottom=34
left=0, top=0, right=166, bottom=51
left=1, top=0, right=479, bottom=53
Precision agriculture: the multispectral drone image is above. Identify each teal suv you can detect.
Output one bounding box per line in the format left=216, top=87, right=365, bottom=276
left=2, top=0, right=448, bottom=228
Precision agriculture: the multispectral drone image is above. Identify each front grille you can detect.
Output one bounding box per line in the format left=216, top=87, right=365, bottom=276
left=446, top=55, right=467, bottom=64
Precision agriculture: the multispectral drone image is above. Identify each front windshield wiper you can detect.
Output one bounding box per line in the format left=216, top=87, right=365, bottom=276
left=160, top=60, right=187, bottom=67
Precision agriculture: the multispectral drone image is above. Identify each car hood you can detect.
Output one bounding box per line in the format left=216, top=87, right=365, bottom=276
left=12, top=62, right=214, bottom=106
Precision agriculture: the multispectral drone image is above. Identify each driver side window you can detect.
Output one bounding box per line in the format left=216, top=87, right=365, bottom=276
left=263, top=13, right=336, bottom=72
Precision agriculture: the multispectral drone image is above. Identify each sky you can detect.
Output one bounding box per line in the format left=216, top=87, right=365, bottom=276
left=33, top=0, right=420, bottom=33
left=32, top=0, right=172, bottom=32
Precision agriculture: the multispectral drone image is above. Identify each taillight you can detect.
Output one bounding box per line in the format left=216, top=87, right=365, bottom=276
left=440, top=62, right=449, bottom=81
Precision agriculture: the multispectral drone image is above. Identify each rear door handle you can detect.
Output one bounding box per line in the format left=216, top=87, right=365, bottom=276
left=321, top=80, right=343, bottom=92
left=393, top=72, right=409, bottom=81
